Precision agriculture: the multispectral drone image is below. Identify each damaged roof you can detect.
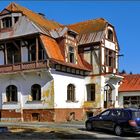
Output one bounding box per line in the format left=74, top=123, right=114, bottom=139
left=3, top=2, right=61, bottom=35
left=67, top=18, right=107, bottom=45
left=40, top=34, right=92, bottom=71
left=119, top=75, right=140, bottom=92
left=0, top=3, right=115, bottom=71
left=68, top=18, right=107, bottom=34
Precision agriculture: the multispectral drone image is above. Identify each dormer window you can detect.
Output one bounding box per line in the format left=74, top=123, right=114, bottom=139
left=108, top=29, right=113, bottom=41
left=68, top=46, right=75, bottom=63
left=2, top=17, right=12, bottom=28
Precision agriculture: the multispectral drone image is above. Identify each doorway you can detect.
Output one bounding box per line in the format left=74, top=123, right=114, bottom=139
left=104, top=85, right=112, bottom=108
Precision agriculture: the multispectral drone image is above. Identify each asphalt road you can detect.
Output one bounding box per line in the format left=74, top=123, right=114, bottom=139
left=0, top=121, right=139, bottom=139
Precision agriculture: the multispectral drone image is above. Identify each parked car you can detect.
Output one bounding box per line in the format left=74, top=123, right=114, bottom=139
left=85, top=108, right=140, bottom=136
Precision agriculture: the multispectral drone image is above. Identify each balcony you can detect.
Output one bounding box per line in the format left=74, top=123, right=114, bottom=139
left=0, top=60, right=49, bottom=74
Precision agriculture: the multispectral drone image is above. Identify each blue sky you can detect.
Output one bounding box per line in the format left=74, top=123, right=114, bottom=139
left=0, top=1, right=140, bottom=74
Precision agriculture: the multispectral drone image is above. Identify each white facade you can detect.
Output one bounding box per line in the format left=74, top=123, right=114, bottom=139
left=0, top=70, right=53, bottom=110
left=51, top=69, right=86, bottom=109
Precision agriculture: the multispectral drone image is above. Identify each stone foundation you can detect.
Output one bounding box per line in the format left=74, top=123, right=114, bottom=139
left=0, top=108, right=85, bottom=122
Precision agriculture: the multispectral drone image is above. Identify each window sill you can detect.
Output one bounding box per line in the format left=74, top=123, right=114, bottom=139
left=66, top=100, right=79, bottom=103
left=3, top=102, right=18, bottom=105
left=26, top=101, right=42, bottom=104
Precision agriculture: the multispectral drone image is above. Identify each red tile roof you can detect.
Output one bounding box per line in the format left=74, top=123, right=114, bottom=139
left=40, top=35, right=92, bottom=71
left=119, top=74, right=140, bottom=92
left=40, top=35, right=64, bottom=61
left=0, top=3, right=96, bottom=71
left=68, top=18, right=107, bottom=34
left=3, top=2, right=61, bottom=31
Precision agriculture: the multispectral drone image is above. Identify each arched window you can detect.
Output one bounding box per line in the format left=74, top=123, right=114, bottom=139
left=67, top=84, right=75, bottom=102
left=31, top=84, right=41, bottom=101
left=6, top=85, right=17, bottom=102
left=108, top=29, right=113, bottom=41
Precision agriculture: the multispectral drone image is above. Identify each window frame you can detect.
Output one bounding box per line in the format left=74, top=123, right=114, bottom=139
left=107, top=29, right=114, bottom=42
left=68, top=46, right=75, bottom=63
left=86, top=84, right=96, bottom=101
left=31, top=84, right=41, bottom=101
left=67, top=84, right=75, bottom=102
left=1, top=17, right=12, bottom=29
left=6, top=85, right=18, bottom=102
left=105, top=48, right=116, bottom=68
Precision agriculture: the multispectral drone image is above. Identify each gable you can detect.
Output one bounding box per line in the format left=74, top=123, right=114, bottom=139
left=0, top=16, right=42, bottom=40
left=0, top=9, right=11, bottom=15
left=5, top=2, right=61, bottom=32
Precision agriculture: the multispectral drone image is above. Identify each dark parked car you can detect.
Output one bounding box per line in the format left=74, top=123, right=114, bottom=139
left=85, top=108, right=140, bottom=136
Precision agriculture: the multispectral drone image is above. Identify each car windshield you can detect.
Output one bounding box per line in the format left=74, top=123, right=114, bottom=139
left=132, top=111, right=140, bottom=118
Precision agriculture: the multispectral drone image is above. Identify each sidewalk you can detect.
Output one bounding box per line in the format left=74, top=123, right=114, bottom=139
left=0, top=120, right=85, bottom=129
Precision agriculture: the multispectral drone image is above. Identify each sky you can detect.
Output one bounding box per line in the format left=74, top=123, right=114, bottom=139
left=0, top=0, right=140, bottom=74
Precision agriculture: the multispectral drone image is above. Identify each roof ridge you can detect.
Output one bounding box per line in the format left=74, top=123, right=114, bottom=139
left=123, top=74, right=140, bottom=76
left=67, top=18, right=107, bottom=26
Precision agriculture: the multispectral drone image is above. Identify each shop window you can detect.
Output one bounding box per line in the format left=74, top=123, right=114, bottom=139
left=67, top=84, right=75, bottom=102
left=86, top=84, right=95, bottom=101
left=6, top=85, right=17, bottom=102
left=31, top=84, right=41, bottom=101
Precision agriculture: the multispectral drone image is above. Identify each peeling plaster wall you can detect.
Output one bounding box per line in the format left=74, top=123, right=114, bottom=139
left=85, top=76, right=102, bottom=108
left=0, top=70, right=53, bottom=110
left=92, top=48, right=100, bottom=75
left=104, top=40, right=116, bottom=51
left=85, top=75, right=120, bottom=109
left=50, top=69, right=85, bottom=109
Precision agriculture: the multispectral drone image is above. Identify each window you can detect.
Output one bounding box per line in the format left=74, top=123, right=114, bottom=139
left=14, top=17, right=19, bottom=24
left=6, top=85, right=17, bottom=102
left=2, top=17, right=12, bottom=28
left=7, top=42, right=21, bottom=64
left=108, top=29, right=113, bottom=41
left=67, top=84, right=75, bottom=102
left=39, top=46, right=45, bottom=60
left=29, top=45, right=36, bottom=61
left=100, top=110, right=110, bottom=117
left=68, top=46, right=75, bottom=63
left=123, top=96, right=140, bottom=108
left=105, top=49, right=116, bottom=67
left=86, top=84, right=96, bottom=101
left=31, top=84, right=41, bottom=101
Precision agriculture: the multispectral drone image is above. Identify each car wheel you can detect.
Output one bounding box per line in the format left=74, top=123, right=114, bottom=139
left=114, top=125, right=123, bottom=136
left=86, top=122, right=93, bottom=131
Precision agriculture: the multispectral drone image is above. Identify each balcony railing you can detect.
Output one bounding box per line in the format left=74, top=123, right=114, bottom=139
left=0, top=60, right=49, bottom=74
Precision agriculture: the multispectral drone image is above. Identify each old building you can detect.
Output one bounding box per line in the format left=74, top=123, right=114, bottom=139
left=119, top=74, right=140, bottom=108
left=0, top=3, right=122, bottom=122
